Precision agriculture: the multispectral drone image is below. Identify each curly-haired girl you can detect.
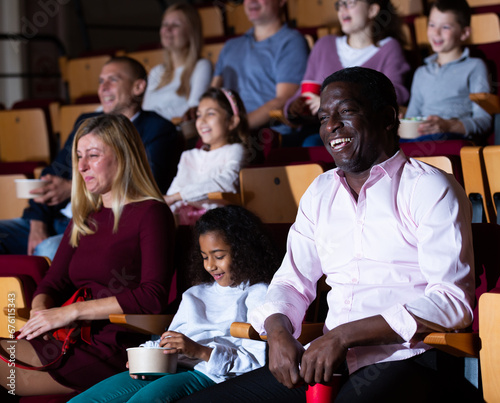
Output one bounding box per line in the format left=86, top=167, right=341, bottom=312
left=69, top=205, right=279, bottom=403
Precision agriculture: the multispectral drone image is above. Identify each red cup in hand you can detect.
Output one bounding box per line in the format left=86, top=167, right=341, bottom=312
left=305, top=378, right=341, bottom=403
left=301, top=81, right=321, bottom=100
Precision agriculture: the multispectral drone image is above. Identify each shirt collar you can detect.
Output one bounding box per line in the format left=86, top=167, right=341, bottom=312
left=335, top=149, right=407, bottom=180
left=372, top=149, right=407, bottom=178
left=425, top=47, right=470, bottom=66
left=130, top=110, right=140, bottom=122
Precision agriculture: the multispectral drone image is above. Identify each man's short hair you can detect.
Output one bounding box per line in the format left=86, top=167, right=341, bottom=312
left=322, top=67, right=400, bottom=140
left=105, top=56, right=148, bottom=84
left=430, top=0, right=471, bottom=29
left=322, top=67, right=399, bottom=114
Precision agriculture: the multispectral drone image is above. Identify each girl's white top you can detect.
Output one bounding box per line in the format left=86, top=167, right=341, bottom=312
left=337, top=36, right=391, bottom=68
left=167, top=142, right=246, bottom=211
left=142, top=281, right=269, bottom=383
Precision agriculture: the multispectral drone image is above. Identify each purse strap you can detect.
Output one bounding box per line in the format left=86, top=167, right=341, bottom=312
left=0, top=330, right=75, bottom=370
left=0, top=287, right=92, bottom=371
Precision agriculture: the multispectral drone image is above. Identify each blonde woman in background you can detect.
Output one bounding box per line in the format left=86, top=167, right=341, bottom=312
left=142, top=3, right=212, bottom=121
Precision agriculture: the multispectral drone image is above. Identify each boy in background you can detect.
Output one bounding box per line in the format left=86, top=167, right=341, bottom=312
left=404, top=0, right=492, bottom=143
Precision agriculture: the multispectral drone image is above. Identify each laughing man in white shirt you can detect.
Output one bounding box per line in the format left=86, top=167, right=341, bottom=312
left=177, top=67, right=480, bottom=403
left=250, top=66, right=478, bottom=402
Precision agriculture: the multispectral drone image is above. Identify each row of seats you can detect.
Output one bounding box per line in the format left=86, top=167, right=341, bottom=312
left=59, top=42, right=226, bottom=104
left=0, top=103, right=100, bottom=174
left=461, top=145, right=500, bottom=224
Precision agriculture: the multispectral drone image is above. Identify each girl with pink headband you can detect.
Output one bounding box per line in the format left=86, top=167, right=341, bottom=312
left=164, top=87, right=250, bottom=224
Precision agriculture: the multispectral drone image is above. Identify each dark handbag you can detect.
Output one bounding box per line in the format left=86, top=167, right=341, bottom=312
left=0, top=287, right=92, bottom=370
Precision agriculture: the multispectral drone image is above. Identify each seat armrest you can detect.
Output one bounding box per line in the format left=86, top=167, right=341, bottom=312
left=269, top=109, right=298, bottom=127
left=423, top=332, right=479, bottom=357
left=170, top=117, right=182, bottom=125
left=470, top=93, right=500, bottom=114
left=208, top=192, right=242, bottom=205
left=230, top=322, right=267, bottom=341
left=109, top=314, right=174, bottom=335
left=230, top=322, right=325, bottom=345
left=2, top=307, right=30, bottom=320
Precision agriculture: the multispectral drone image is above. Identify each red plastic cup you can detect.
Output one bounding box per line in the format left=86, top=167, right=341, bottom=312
left=301, top=80, right=321, bottom=99
left=305, top=378, right=341, bottom=403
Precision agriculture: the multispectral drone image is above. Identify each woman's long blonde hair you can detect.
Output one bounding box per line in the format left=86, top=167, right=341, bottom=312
left=70, top=114, right=164, bottom=247
left=156, top=3, right=203, bottom=97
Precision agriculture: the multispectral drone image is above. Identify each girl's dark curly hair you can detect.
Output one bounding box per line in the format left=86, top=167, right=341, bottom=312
left=188, top=205, right=281, bottom=286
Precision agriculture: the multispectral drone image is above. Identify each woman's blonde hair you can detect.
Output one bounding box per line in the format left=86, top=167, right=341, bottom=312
left=156, top=3, right=203, bottom=97
left=70, top=114, right=164, bottom=247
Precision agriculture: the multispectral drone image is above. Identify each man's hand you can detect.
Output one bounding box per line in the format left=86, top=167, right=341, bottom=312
left=31, top=174, right=72, bottom=206
left=300, top=315, right=403, bottom=385
left=265, top=314, right=305, bottom=389
left=27, top=220, right=49, bottom=255
left=300, top=329, right=348, bottom=384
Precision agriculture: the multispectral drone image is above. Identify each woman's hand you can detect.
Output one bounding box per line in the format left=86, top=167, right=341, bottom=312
left=304, top=93, right=320, bottom=115
left=17, top=304, right=78, bottom=341
left=160, top=331, right=213, bottom=362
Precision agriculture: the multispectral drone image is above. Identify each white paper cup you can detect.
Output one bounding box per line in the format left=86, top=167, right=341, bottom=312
left=399, top=118, right=426, bottom=139
left=127, top=347, right=178, bottom=375
left=15, top=179, right=47, bottom=199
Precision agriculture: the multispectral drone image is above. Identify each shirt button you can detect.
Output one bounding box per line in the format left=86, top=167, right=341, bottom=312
left=351, top=278, right=357, bottom=283
left=344, top=299, right=350, bottom=305
left=355, top=253, right=362, bottom=258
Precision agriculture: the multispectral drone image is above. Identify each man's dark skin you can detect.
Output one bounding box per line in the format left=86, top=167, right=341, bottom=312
left=264, top=80, right=410, bottom=389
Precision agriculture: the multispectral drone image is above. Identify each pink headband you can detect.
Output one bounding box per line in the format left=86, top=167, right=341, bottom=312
left=220, top=88, right=239, bottom=117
